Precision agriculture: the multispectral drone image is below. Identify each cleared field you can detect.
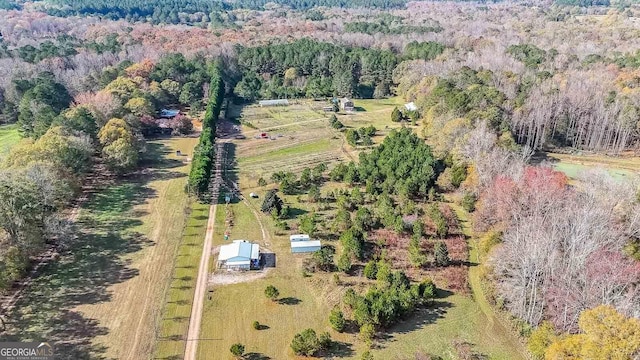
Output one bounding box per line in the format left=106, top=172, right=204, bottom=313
left=545, top=152, right=640, bottom=181
left=1, top=137, right=198, bottom=360
left=197, top=99, right=527, bottom=360
left=0, top=124, right=20, bottom=159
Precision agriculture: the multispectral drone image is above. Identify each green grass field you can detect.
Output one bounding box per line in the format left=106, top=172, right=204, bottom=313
left=0, top=124, right=20, bottom=159
left=1, top=137, right=198, bottom=360
left=196, top=99, right=529, bottom=360
left=546, top=152, right=640, bottom=181
left=154, top=201, right=209, bottom=359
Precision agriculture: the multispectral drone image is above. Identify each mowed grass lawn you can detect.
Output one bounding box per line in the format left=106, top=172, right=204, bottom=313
left=1, top=136, right=198, bottom=360
left=0, top=124, right=20, bottom=158
left=198, top=201, right=358, bottom=360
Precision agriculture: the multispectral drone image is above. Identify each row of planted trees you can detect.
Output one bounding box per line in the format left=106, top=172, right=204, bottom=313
left=187, top=65, right=224, bottom=198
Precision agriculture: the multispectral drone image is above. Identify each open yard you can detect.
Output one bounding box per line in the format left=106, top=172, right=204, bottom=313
left=1, top=136, right=198, bottom=360
left=196, top=99, right=528, bottom=360
left=0, top=124, right=20, bottom=159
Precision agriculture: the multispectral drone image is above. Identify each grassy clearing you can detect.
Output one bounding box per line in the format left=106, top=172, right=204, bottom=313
left=0, top=124, right=20, bottom=159
left=1, top=137, right=198, bottom=360
left=545, top=152, right=640, bottom=181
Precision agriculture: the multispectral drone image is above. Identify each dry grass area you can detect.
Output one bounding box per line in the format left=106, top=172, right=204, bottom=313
left=1, top=137, right=198, bottom=360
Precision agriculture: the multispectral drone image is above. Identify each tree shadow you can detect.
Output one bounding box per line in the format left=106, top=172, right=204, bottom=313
left=324, top=340, right=355, bottom=358
left=244, top=353, right=271, bottom=360
left=287, top=207, right=308, bottom=218
left=376, top=300, right=454, bottom=349
left=255, top=324, right=270, bottom=330
left=277, top=297, right=302, bottom=305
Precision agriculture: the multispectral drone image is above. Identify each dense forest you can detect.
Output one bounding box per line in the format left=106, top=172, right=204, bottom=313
left=235, top=38, right=397, bottom=99
left=39, top=0, right=408, bottom=24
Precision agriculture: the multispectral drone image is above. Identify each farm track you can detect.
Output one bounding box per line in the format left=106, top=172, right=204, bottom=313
left=184, top=142, right=225, bottom=360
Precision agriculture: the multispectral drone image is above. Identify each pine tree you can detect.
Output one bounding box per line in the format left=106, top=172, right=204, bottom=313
left=434, top=241, right=449, bottom=267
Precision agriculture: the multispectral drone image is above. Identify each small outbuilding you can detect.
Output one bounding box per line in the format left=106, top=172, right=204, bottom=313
left=340, top=98, right=355, bottom=112
left=217, top=240, right=260, bottom=270
left=290, top=234, right=321, bottom=253
left=291, top=240, right=322, bottom=253
left=404, top=102, right=418, bottom=112
left=160, top=109, right=180, bottom=118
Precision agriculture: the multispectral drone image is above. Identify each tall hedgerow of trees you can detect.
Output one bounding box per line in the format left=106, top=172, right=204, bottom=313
left=187, top=65, right=224, bottom=198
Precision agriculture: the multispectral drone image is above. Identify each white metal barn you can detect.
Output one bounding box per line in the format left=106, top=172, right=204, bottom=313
left=217, top=240, right=260, bottom=270
left=289, top=234, right=321, bottom=253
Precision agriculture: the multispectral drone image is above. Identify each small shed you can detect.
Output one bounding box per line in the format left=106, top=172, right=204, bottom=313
left=290, top=234, right=311, bottom=242
left=291, top=240, right=322, bottom=254
left=259, top=99, right=289, bottom=107
left=160, top=109, right=180, bottom=118
left=340, top=98, right=354, bottom=112
left=404, top=102, right=418, bottom=112
left=217, top=240, right=260, bottom=270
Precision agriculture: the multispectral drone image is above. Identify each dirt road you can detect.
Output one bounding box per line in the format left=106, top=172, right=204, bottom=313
left=183, top=203, right=217, bottom=360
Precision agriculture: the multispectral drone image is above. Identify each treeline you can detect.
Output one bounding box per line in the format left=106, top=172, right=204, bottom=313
left=0, top=35, right=122, bottom=64
left=42, top=0, right=407, bottom=24
left=344, top=21, right=442, bottom=35
left=235, top=38, right=397, bottom=100
left=187, top=66, right=224, bottom=197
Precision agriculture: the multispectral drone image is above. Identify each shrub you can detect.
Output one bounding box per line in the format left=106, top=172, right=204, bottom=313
left=291, top=328, right=321, bottom=356
left=329, top=307, right=346, bottom=332
left=337, top=252, right=352, bottom=273
left=360, top=323, right=376, bottom=345
left=257, top=177, right=267, bottom=186
left=391, top=107, right=403, bottom=122
left=361, top=350, right=374, bottom=360
left=229, top=343, right=244, bottom=358
left=363, top=260, right=378, bottom=279
left=311, top=246, right=335, bottom=271
left=318, top=331, right=332, bottom=349
left=428, top=204, right=448, bottom=238
left=461, top=191, right=477, bottom=212
left=264, top=285, right=279, bottom=301
left=252, top=320, right=260, bottom=330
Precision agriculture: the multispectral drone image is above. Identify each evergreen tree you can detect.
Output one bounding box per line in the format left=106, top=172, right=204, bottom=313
left=434, top=241, right=449, bottom=267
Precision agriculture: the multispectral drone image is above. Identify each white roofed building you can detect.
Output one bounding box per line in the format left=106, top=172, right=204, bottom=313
left=289, top=234, right=321, bottom=253
left=404, top=102, right=418, bottom=112
left=217, top=240, right=260, bottom=270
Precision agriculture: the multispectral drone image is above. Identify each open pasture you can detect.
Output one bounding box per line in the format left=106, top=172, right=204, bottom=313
left=0, top=124, right=20, bottom=159
left=544, top=152, right=640, bottom=182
